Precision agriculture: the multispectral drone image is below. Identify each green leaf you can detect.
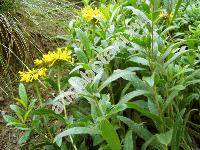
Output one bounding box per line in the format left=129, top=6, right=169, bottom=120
left=143, top=75, right=154, bottom=87
left=161, top=41, right=185, bottom=60
left=148, top=99, right=158, bottom=115
left=164, top=46, right=188, bottom=68
left=119, top=90, right=149, bottom=104
left=118, top=116, right=161, bottom=149
left=100, top=119, right=121, bottom=150
left=3, top=115, right=19, bottom=124
left=11, top=123, right=28, bottom=130
left=15, top=98, right=27, bottom=109
left=24, top=99, right=36, bottom=122
left=126, top=102, right=163, bottom=124
left=129, top=56, right=149, bottom=66
left=33, top=108, right=66, bottom=125
left=109, top=5, right=121, bottom=25
left=170, top=0, right=183, bottom=24
left=124, top=130, right=133, bottom=150
left=99, top=69, right=133, bottom=91
left=54, top=127, right=100, bottom=144
left=10, top=105, right=24, bottom=122
left=156, top=129, right=173, bottom=146
left=125, top=6, right=151, bottom=27
left=76, top=28, right=92, bottom=59
left=109, top=103, right=127, bottom=116
left=117, top=116, right=152, bottom=141
left=163, top=86, right=185, bottom=111
left=19, top=83, right=28, bottom=107
left=141, top=135, right=157, bottom=150
left=18, top=130, right=31, bottom=145
left=171, top=109, right=185, bottom=149
left=82, top=0, right=90, bottom=5
left=74, top=47, right=88, bottom=63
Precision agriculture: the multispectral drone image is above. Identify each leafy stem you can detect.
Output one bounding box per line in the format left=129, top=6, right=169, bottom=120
left=34, top=80, right=43, bottom=107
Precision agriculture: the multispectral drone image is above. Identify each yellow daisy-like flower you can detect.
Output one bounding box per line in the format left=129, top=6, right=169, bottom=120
left=34, top=48, right=73, bottom=67
left=82, top=6, right=106, bottom=22
left=19, top=68, right=47, bottom=83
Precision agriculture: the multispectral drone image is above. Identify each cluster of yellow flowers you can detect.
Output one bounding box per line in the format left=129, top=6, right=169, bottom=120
left=34, top=48, right=73, bottom=66
left=159, top=11, right=173, bottom=20
left=19, top=48, right=72, bottom=83
left=81, top=6, right=106, bottom=22
left=19, top=68, right=47, bottom=83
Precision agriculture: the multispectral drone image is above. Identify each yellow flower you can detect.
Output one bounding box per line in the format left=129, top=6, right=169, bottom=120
left=159, top=11, right=173, bottom=20
left=19, top=68, right=47, bottom=83
left=82, top=6, right=106, bottom=22
left=34, top=59, right=43, bottom=66
left=159, top=11, right=166, bottom=18
left=34, top=48, right=73, bottom=66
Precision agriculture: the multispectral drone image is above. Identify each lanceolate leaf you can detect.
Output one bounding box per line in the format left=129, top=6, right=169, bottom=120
left=124, top=130, right=134, bottom=150
left=54, top=127, right=100, bottom=143
left=129, top=56, right=149, bottom=66
left=161, top=41, right=185, bottom=60
left=171, top=109, right=185, bottom=149
left=19, top=83, right=28, bottom=107
left=117, top=116, right=152, bottom=141
left=33, top=108, right=66, bottom=125
left=164, top=46, right=188, bottom=68
left=99, top=69, right=133, bottom=91
left=119, top=90, right=149, bottom=104
left=10, top=104, right=24, bottom=122
left=170, top=0, right=183, bottom=24
left=100, top=119, right=121, bottom=150
left=163, top=86, right=185, bottom=111
left=118, top=116, right=162, bottom=149
left=76, top=28, right=92, bottom=59
left=74, top=47, right=88, bottom=63
left=14, top=98, right=27, bottom=109
left=3, top=115, right=19, bottom=124
left=125, top=6, right=152, bottom=26
left=156, top=129, right=173, bottom=146
left=126, top=102, right=163, bottom=124
left=18, top=130, right=31, bottom=145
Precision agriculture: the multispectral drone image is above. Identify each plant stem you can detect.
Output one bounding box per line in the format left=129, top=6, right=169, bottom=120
left=165, top=145, right=168, bottom=150
left=69, top=136, right=77, bottom=150
left=34, top=80, right=43, bottom=107
left=57, top=65, right=62, bottom=92
left=57, top=65, right=77, bottom=150
left=34, top=80, right=53, bottom=142
left=57, top=65, right=67, bottom=117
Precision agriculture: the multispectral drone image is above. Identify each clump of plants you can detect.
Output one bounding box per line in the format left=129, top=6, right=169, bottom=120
left=3, top=0, right=200, bottom=149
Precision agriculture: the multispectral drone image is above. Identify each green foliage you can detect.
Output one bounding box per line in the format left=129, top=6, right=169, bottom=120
left=0, top=0, right=19, bottom=13
left=3, top=0, right=200, bottom=149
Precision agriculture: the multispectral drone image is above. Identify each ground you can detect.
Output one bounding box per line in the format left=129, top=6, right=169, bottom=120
left=0, top=97, right=19, bottom=150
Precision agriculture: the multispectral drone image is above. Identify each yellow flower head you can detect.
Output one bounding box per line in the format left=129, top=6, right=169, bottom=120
left=34, top=59, right=43, bottom=66
left=19, top=68, right=47, bottom=83
left=82, top=6, right=106, bottom=22
left=159, top=11, right=173, bottom=20
left=159, top=11, right=166, bottom=18
left=34, top=48, right=73, bottom=67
